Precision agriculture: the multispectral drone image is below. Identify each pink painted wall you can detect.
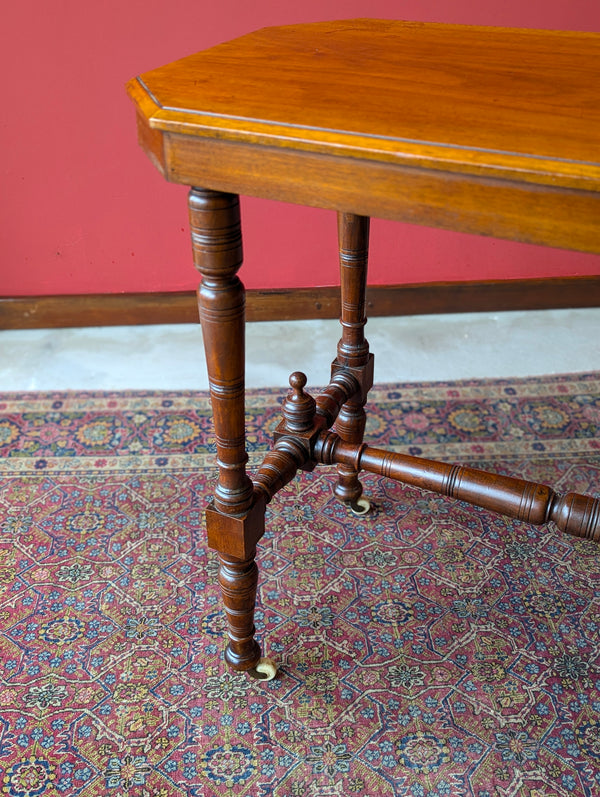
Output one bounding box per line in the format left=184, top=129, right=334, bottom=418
left=2, top=1, right=599, bottom=297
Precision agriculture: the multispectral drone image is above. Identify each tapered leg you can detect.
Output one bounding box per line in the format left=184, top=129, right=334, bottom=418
left=333, top=213, right=374, bottom=510
left=189, top=187, right=263, bottom=672
left=218, top=554, right=260, bottom=669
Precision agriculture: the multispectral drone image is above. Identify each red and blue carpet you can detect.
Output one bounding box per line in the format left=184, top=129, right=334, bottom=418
left=0, top=373, right=599, bottom=796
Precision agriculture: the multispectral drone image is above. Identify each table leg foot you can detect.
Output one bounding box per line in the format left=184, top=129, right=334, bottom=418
left=218, top=552, right=263, bottom=672
left=333, top=401, right=368, bottom=506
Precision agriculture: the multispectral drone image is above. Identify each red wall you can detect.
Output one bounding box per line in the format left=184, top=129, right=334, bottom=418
left=2, top=1, right=599, bottom=297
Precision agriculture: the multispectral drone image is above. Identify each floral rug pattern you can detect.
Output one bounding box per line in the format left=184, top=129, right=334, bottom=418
left=0, top=373, right=599, bottom=796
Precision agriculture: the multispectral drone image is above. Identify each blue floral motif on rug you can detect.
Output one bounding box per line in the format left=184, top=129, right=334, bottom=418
left=0, top=374, right=599, bottom=796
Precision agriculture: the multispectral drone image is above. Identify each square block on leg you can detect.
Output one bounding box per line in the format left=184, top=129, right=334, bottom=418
left=331, top=353, right=375, bottom=403
left=205, top=494, right=266, bottom=561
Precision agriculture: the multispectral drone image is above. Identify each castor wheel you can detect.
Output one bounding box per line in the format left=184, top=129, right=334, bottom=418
left=248, top=657, right=278, bottom=681
left=349, top=497, right=371, bottom=515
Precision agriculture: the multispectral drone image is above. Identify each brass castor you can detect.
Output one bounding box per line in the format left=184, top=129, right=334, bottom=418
left=349, top=497, right=371, bottom=516
left=248, top=657, right=278, bottom=681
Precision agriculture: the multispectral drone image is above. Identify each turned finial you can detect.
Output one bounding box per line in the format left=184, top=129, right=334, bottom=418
left=283, top=372, right=316, bottom=432
left=289, top=371, right=307, bottom=393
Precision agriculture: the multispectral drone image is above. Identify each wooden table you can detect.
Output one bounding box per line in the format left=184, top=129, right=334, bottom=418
left=127, top=20, right=600, bottom=680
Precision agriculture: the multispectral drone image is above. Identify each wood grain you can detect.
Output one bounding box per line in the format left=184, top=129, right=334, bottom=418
left=315, top=432, right=600, bottom=542
left=127, top=20, right=600, bottom=254
left=164, top=136, right=600, bottom=253
left=2, top=277, right=599, bottom=329
left=128, top=20, right=600, bottom=189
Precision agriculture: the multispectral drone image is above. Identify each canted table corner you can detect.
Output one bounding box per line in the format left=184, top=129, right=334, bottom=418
left=127, top=20, right=600, bottom=680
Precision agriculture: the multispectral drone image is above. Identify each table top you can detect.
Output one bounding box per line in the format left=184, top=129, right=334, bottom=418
left=128, top=20, right=600, bottom=253
left=129, top=19, right=600, bottom=190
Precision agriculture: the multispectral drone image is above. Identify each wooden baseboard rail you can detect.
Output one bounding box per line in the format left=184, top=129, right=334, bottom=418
left=1, top=276, right=598, bottom=330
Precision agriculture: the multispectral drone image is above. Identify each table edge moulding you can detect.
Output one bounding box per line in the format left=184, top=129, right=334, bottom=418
left=127, top=19, right=600, bottom=681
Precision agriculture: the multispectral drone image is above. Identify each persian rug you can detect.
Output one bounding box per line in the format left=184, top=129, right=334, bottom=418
left=0, top=373, right=599, bottom=797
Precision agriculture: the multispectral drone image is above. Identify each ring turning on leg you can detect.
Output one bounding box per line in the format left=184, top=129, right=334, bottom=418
left=333, top=212, right=373, bottom=511
left=190, top=187, right=272, bottom=675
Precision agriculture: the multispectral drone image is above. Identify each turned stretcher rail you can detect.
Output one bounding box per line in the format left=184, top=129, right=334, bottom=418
left=315, top=433, right=600, bottom=541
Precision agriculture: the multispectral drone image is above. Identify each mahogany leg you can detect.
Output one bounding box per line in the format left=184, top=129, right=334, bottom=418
left=332, top=213, right=374, bottom=512
left=189, top=188, right=273, bottom=677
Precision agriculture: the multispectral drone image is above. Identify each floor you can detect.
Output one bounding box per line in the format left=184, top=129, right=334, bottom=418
left=1, top=307, right=599, bottom=391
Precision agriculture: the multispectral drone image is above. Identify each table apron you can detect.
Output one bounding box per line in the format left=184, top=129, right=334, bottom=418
left=148, top=132, right=600, bottom=255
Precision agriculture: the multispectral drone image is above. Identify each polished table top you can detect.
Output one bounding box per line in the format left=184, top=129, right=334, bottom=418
left=127, top=20, right=600, bottom=253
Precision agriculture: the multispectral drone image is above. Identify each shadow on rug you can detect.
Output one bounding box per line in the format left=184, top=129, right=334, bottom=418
left=0, top=373, right=599, bottom=797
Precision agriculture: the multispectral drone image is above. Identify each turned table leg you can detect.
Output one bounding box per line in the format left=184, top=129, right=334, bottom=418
left=332, top=213, right=374, bottom=513
left=189, top=188, right=274, bottom=679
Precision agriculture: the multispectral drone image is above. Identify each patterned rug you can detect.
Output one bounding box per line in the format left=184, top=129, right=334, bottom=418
left=0, top=373, right=599, bottom=797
